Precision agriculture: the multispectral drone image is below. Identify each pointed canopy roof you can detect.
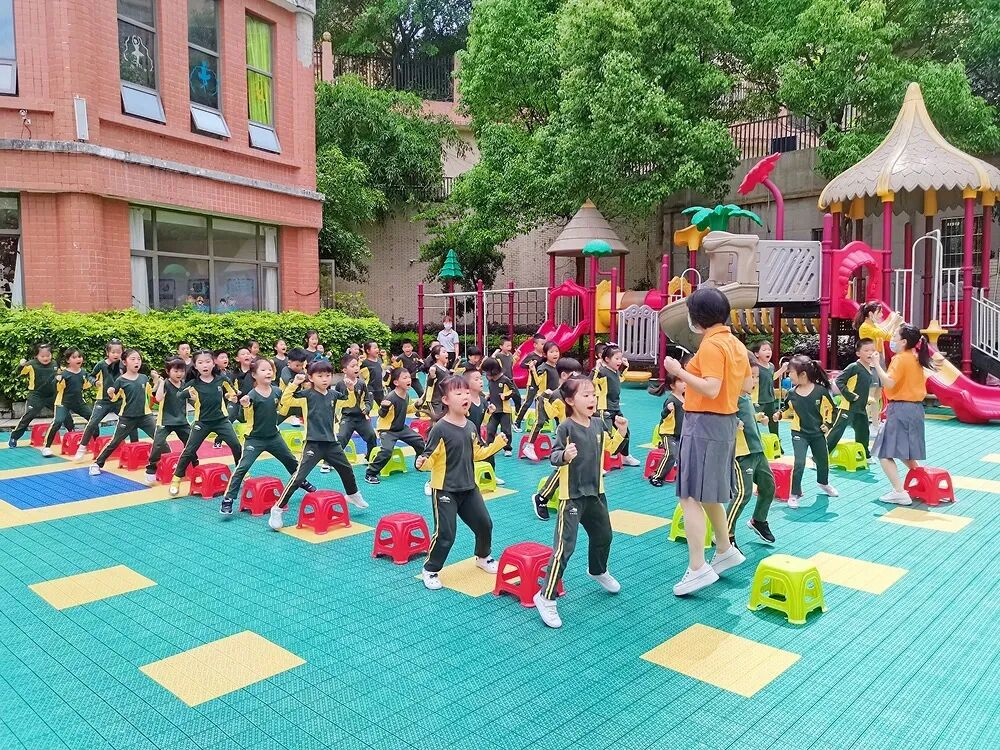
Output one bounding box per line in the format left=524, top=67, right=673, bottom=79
left=819, top=83, right=1000, bottom=210
left=546, top=200, right=630, bottom=257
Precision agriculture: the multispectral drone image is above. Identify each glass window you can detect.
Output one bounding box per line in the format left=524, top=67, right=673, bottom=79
left=0, top=195, right=18, bottom=230
left=0, top=0, right=16, bottom=96
left=188, top=0, right=229, bottom=137
left=212, top=218, right=257, bottom=260
left=156, top=211, right=208, bottom=255
left=215, top=260, right=258, bottom=311
left=941, top=216, right=984, bottom=287
left=158, top=256, right=210, bottom=311
left=118, top=0, right=164, bottom=122
left=246, top=15, right=280, bottom=153
left=0, top=194, right=21, bottom=307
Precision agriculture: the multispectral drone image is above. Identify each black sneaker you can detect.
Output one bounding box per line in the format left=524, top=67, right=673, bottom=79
left=649, top=477, right=664, bottom=487
left=220, top=497, right=234, bottom=516
left=747, top=519, right=775, bottom=544
left=213, top=437, right=223, bottom=449
left=533, top=493, right=550, bottom=521
left=364, top=473, right=380, bottom=485
left=300, top=481, right=318, bottom=494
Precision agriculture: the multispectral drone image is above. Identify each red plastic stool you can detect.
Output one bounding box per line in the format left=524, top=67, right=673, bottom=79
left=31, top=423, right=56, bottom=447
left=297, top=490, right=351, bottom=534
left=372, top=512, right=431, bottom=564
left=60, top=431, right=83, bottom=456
left=154, top=453, right=195, bottom=484
left=410, top=419, right=432, bottom=441
left=903, top=467, right=955, bottom=506
left=239, top=476, right=283, bottom=516
left=88, top=435, right=123, bottom=459
left=769, top=462, right=792, bottom=501
left=493, top=541, right=565, bottom=607
left=603, top=451, right=624, bottom=472
left=117, top=441, right=153, bottom=471
left=189, top=464, right=232, bottom=499
left=644, top=449, right=664, bottom=479
left=518, top=434, right=553, bottom=460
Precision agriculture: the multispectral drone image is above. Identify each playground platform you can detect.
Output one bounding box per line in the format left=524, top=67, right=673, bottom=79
left=0, top=390, right=997, bottom=750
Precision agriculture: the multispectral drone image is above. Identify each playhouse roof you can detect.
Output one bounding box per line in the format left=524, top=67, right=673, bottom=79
left=818, top=83, right=1000, bottom=210
left=546, top=200, right=630, bottom=257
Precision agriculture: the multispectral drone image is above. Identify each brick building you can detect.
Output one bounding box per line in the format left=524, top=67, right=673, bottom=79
left=0, top=0, right=322, bottom=313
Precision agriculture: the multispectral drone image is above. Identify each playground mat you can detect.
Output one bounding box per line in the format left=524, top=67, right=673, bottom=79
left=0, top=390, right=997, bottom=750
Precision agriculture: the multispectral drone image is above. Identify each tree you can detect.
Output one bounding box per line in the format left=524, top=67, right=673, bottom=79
left=314, top=0, right=472, bottom=58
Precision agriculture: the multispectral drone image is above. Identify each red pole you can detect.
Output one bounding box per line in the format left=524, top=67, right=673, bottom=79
left=588, top=257, right=598, bottom=369
left=982, top=193, right=994, bottom=301
left=688, top=249, right=697, bottom=284
left=475, top=279, right=485, bottom=351
left=903, top=221, right=913, bottom=321
left=549, top=254, right=556, bottom=290
left=417, top=283, right=425, bottom=358
left=609, top=267, right=619, bottom=345
left=960, top=190, right=976, bottom=375
left=819, top=213, right=834, bottom=369
left=618, top=254, right=626, bottom=286
left=832, top=208, right=841, bottom=250
left=922, top=190, right=936, bottom=327
left=659, top=254, right=669, bottom=383
left=881, top=193, right=894, bottom=301
left=507, top=280, right=515, bottom=342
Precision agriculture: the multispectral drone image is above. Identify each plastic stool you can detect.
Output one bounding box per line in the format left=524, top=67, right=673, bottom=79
left=830, top=441, right=867, bottom=472
left=603, top=451, right=623, bottom=472
left=60, top=431, right=83, bottom=456
left=31, top=423, right=56, bottom=447
left=342, top=441, right=359, bottom=464
left=297, top=490, right=351, bottom=534
left=536, top=475, right=560, bottom=511
left=88, top=435, right=123, bottom=460
left=769, top=462, right=792, bottom=501
left=493, top=541, right=564, bottom=607
left=650, top=425, right=661, bottom=446
left=748, top=554, right=826, bottom=625
left=518, top=434, right=552, bottom=460
left=668, top=504, right=713, bottom=548
left=155, top=453, right=194, bottom=484
left=189, top=464, right=231, bottom=498
left=903, top=467, right=955, bottom=506
left=239, top=476, right=283, bottom=516
left=475, top=461, right=497, bottom=493
left=117, top=441, right=153, bottom=471
left=367, top=446, right=407, bottom=476
left=282, top=431, right=304, bottom=454
left=234, top=421, right=248, bottom=442
left=410, top=419, right=432, bottom=441
left=761, top=433, right=783, bottom=460
left=372, top=512, right=430, bottom=564
left=643, top=449, right=665, bottom=479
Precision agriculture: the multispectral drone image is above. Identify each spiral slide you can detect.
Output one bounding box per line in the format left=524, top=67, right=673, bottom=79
left=511, top=319, right=586, bottom=387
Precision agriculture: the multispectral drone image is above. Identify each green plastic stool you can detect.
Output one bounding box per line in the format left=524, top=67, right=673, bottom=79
left=343, top=441, right=359, bottom=464
left=524, top=409, right=556, bottom=435
left=536, top=475, right=560, bottom=511
left=475, top=461, right=497, bottom=493
left=282, top=430, right=304, bottom=454
left=233, top=421, right=247, bottom=442
left=651, top=425, right=662, bottom=446
left=668, top=504, right=713, bottom=549
left=830, top=441, right=868, bottom=472
left=748, top=554, right=826, bottom=625
left=761, top=432, right=783, bottom=460
left=368, top=446, right=407, bottom=477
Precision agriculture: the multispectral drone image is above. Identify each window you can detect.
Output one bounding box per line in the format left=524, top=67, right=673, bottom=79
left=941, top=216, right=984, bottom=287
left=129, top=207, right=280, bottom=312
left=118, top=0, right=165, bottom=122
left=0, top=195, right=22, bottom=307
left=188, top=0, right=229, bottom=137
left=246, top=15, right=280, bottom=152
left=0, top=0, right=16, bottom=95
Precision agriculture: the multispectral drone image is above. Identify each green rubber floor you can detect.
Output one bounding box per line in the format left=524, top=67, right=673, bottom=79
left=0, top=388, right=998, bottom=750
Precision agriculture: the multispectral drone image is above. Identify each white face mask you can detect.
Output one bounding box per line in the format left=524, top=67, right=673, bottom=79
left=889, top=339, right=902, bottom=353
left=443, top=322, right=452, bottom=331
left=687, top=314, right=701, bottom=334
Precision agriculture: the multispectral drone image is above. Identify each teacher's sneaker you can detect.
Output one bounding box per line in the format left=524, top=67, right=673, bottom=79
left=673, top=564, right=719, bottom=596
left=819, top=483, right=839, bottom=497
left=621, top=455, right=641, bottom=467
left=788, top=494, right=801, bottom=509
left=421, top=569, right=442, bottom=590
left=533, top=591, right=562, bottom=628
left=588, top=571, right=621, bottom=594
left=710, top=545, right=746, bottom=575
left=879, top=490, right=912, bottom=505
left=268, top=506, right=285, bottom=530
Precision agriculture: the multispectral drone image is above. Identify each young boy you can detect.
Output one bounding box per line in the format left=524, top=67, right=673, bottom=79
left=751, top=341, right=786, bottom=442
left=531, top=358, right=583, bottom=519
left=393, top=339, right=424, bottom=397
left=482, top=357, right=516, bottom=457
left=365, top=367, right=426, bottom=485
left=9, top=345, right=66, bottom=447
left=649, top=373, right=685, bottom=487
left=359, top=340, right=387, bottom=405
left=279, top=347, right=308, bottom=425
left=827, top=338, right=878, bottom=458
left=513, top=334, right=547, bottom=431
left=177, top=342, right=193, bottom=368
left=456, top=346, right=484, bottom=375
left=336, top=354, right=378, bottom=459
left=491, top=336, right=522, bottom=413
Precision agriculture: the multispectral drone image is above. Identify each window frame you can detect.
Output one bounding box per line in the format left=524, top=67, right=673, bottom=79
left=117, top=0, right=165, bottom=123
left=245, top=13, right=280, bottom=153
left=940, top=215, right=984, bottom=287
left=0, top=0, right=17, bottom=96
left=187, top=0, right=230, bottom=138
left=0, top=193, right=23, bottom=307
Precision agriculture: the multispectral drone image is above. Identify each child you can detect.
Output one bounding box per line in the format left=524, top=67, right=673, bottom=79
left=465, top=368, right=490, bottom=435
left=76, top=339, right=139, bottom=457
left=727, top=353, right=777, bottom=545
left=336, top=354, right=377, bottom=459
left=89, top=350, right=157, bottom=476
left=870, top=324, right=936, bottom=504
left=491, top=336, right=522, bottom=414
left=531, top=358, right=584, bottom=519
left=168, top=351, right=243, bottom=496
left=231, top=348, right=254, bottom=396
left=276, top=360, right=368, bottom=520
left=272, top=339, right=289, bottom=377
left=247, top=340, right=261, bottom=357
left=777, top=355, right=839, bottom=507
left=303, top=330, right=322, bottom=363
left=279, top=348, right=307, bottom=388
left=42, top=348, right=92, bottom=456
left=177, top=342, right=193, bottom=367
left=513, top=334, right=546, bottom=431
left=393, top=339, right=424, bottom=397
left=359, top=340, right=387, bottom=405
left=750, top=341, right=787, bottom=442
left=827, top=338, right=878, bottom=457
left=223, top=359, right=316, bottom=520
left=416, top=374, right=506, bottom=590
left=534, top=376, right=628, bottom=629
left=649, top=373, right=685, bottom=487
left=521, top=341, right=561, bottom=461
left=9, top=344, right=68, bottom=447
left=854, top=301, right=902, bottom=350
left=419, top=344, right=451, bottom=418
left=481, top=357, right=516, bottom=457
left=146, top=357, right=196, bottom=486
left=365, top=367, right=426, bottom=485
left=592, top=345, right=639, bottom=466
left=456, top=346, right=484, bottom=374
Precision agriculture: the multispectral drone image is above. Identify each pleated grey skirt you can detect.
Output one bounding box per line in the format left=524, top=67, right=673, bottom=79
left=676, top=412, right=738, bottom=504
left=873, top=401, right=926, bottom=460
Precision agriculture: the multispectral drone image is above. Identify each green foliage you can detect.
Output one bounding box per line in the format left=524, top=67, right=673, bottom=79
left=0, top=307, right=389, bottom=404
left=683, top=204, right=763, bottom=232
left=315, top=0, right=471, bottom=58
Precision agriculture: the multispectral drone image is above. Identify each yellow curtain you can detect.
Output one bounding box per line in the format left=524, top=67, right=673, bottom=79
left=245, top=16, right=272, bottom=124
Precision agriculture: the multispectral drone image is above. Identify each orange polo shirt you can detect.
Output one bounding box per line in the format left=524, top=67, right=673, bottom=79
left=885, top=349, right=926, bottom=402
left=684, top=325, right=752, bottom=415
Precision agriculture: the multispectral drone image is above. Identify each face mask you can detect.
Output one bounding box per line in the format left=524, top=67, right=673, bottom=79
left=687, top=315, right=701, bottom=334
left=889, top=340, right=901, bottom=353
left=443, top=323, right=452, bottom=330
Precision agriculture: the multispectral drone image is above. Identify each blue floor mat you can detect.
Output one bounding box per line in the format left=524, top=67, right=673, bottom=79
left=0, top=468, right=147, bottom=509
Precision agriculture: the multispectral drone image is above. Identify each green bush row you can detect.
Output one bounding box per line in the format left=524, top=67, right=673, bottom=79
left=0, top=306, right=390, bottom=404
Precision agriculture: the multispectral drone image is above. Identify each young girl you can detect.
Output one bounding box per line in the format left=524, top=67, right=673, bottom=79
left=827, top=338, right=878, bottom=457
left=9, top=344, right=65, bottom=447
left=416, top=374, right=506, bottom=590
left=649, top=373, right=685, bottom=487
left=365, top=367, right=426, bottom=485
left=531, top=358, right=584, bottom=520
left=359, top=340, right=387, bottom=405
left=222, top=359, right=316, bottom=521
left=592, top=345, right=639, bottom=466
left=521, top=341, right=561, bottom=461
left=534, top=376, right=628, bottom=629
left=854, top=301, right=902, bottom=349
left=778, top=355, right=839, bottom=508
left=336, top=354, right=377, bottom=459
left=146, top=358, right=195, bottom=485
left=89, top=350, right=157, bottom=476
left=303, top=330, right=322, bottom=363
left=419, top=344, right=452, bottom=418
left=272, top=339, right=289, bottom=377
left=750, top=341, right=787, bottom=442
left=169, top=351, right=242, bottom=496
left=513, top=334, right=546, bottom=431
left=871, top=324, right=936, bottom=504
left=42, top=348, right=92, bottom=456
left=76, top=339, right=138, bottom=457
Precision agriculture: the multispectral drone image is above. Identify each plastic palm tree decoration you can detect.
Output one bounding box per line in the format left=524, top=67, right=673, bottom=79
left=682, top=204, right=762, bottom=232
left=582, top=239, right=613, bottom=257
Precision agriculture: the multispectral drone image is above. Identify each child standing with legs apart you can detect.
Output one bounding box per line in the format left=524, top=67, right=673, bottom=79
left=534, top=376, right=627, bottom=628
left=145, top=358, right=196, bottom=485
left=336, top=354, right=378, bottom=459
left=42, top=349, right=93, bottom=456
left=89, top=350, right=157, bottom=475
left=9, top=344, right=66, bottom=447
left=871, top=324, right=935, bottom=504
left=416, top=375, right=506, bottom=591
left=649, top=373, right=685, bottom=487
left=481, top=357, right=516, bottom=457
left=777, top=355, right=839, bottom=508
left=77, top=339, right=139, bottom=457
left=592, top=345, right=639, bottom=466
left=826, top=338, right=878, bottom=458
left=750, top=341, right=786, bottom=446
left=365, top=367, right=426, bottom=485
left=513, top=334, right=546, bottom=431
left=521, top=342, right=560, bottom=461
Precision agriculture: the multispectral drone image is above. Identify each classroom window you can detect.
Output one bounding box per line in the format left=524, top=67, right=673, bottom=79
left=0, top=0, right=16, bottom=95
left=0, top=195, right=22, bottom=307
left=245, top=14, right=280, bottom=153
left=118, top=0, right=165, bottom=122
left=188, top=0, right=230, bottom=137
left=941, top=216, right=983, bottom=287
left=129, top=206, right=280, bottom=312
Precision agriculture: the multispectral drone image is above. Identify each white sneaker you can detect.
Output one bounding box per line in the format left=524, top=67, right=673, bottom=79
left=41, top=447, right=53, bottom=458
left=621, top=455, right=641, bottom=467
left=73, top=446, right=87, bottom=461
left=268, top=506, right=285, bottom=530
left=673, top=564, right=719, bottom=596
left=788, top=495, right=801, bottom=509
left=169, top=478, right=181, bottom=497
left=320, top=464, right=331, bottom=474
left=588, top=571, right=621, bottom=594
left=710, top=545, right=746, bottom=575
left=424, top=482, right=432, bottom=497
left=496, top=477, right=506, bottom=486
left=819, top=483, right=839, bottom=497
left=533, top=591, right=562, bottom=628
left=880, top=490, right=912, bottom=505
left=475, top=556, right=498, bottom=574
left=88, top=464, right=101, bottom=476
left=522, top=443, right=538, bottom=461
left=512, top=423, right=523, bottom=433
left=421, top=568, right=443, bottom=590
left=346, top=492, right=369, bottom=509
left=143, top=473, right=156, bottom=486
left=290, top=417, right=301, bottom=427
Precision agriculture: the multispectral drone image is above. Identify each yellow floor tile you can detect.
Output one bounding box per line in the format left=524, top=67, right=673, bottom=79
left=483, top=487, right=518, bottom=501
left=641, top=624, right=799, bottom=698
left=29, top=565, right=155, bottom=610
left=415, top=557, right=496, bottom=597
left=278, top=522, right=373, bottom=545
left=808, top=552, right=907, bottom=594
left=983, top=453, right=1000, bottom=464
left=879, top=507, right=973, bottom=533
left=140, top=631, right=305, bottom=707
left=609, top=509, right=670, bottom=536
left=925, top=414, right=954, bottom=421
left=952, top=476, right=1000, bottom=494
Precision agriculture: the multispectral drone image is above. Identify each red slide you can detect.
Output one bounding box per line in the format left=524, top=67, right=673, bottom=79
left=511, top=319, right=585, bottom=387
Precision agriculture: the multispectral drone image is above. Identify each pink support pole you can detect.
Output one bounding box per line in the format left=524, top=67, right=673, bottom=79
left=588, top=257, right=598, bottom=369
left=417, top=283, right=425, bottom=358
left=819, top=213, right=834, bottom=369
left=832, top=211, right=841, bottom=250
left=881, top=198, right=893, bottom=300
left=903, top=222, right=913, bottom=321
left=507, top=280, right=515, bottom=343
left=549, top=255, right=556, bottom=291
left=922, top=216, right=934, bottom=327
left=961, top=194, right=976, bottom=375
left=764, top=180, right=786, bottom=358
left=659, top=254, right=669, bottom=383
left=982, top=201, right=994, bottom=301
left=475, top=279, right=485, bottom=351
left=609, top=267, right=619, bottom=345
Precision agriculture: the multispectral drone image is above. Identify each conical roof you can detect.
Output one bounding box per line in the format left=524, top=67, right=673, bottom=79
left=819, top=83, right=1000, bottom=209
left=546, top=200, right=630, bottom=257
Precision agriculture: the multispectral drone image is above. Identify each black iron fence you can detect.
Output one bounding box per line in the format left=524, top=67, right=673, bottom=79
left=318, top=53, right=456, bottom=102
left=729, top=114, right=822, bottom=160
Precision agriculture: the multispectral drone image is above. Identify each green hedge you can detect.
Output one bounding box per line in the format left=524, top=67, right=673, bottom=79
left=0, top=306, right=390, bottom=404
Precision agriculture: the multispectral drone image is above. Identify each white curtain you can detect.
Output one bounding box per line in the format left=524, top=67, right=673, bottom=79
left=11, top=236, right=23, bottom=306
left=129, top=207, right=150, bottom=310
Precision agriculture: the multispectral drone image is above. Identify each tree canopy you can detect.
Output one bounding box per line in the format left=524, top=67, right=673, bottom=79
left=315, top=0, right=471, bottom=58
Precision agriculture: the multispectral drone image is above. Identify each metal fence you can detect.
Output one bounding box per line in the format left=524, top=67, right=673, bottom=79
left=729, top=114, right=821, bottom=160
left=324, top=54, right=455, bottom=102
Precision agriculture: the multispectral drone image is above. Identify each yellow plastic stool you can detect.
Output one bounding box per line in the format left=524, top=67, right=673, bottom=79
left=650, top=425, right=662, bottom=446
left=761, top=432, right=783, bottom=460
left=368, top=446, right=407, bottom=477
left=830, top=441, right=868, bottom=472
left=282, top=430, right=304, bottom=454
left=234, top=421, right=247, bottom=443
left=537, top=475, right=560, bottom=510
left=475, top=461, right=497, bottom=493
left=668, top=504, right=713, bottom=549
left=748, top=554, right=826, bottom=625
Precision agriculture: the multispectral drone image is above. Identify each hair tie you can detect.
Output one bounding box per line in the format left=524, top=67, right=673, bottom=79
left=915, top=339, right=923, bottom=351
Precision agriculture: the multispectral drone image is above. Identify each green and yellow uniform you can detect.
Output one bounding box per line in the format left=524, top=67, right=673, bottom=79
left=780, top=385, right=836, bottom=496
left=93, top=374, right=157, bottom=468
left=726, top=394, right=776, bottom=534
left=43, top=369, right=93, bottom=448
